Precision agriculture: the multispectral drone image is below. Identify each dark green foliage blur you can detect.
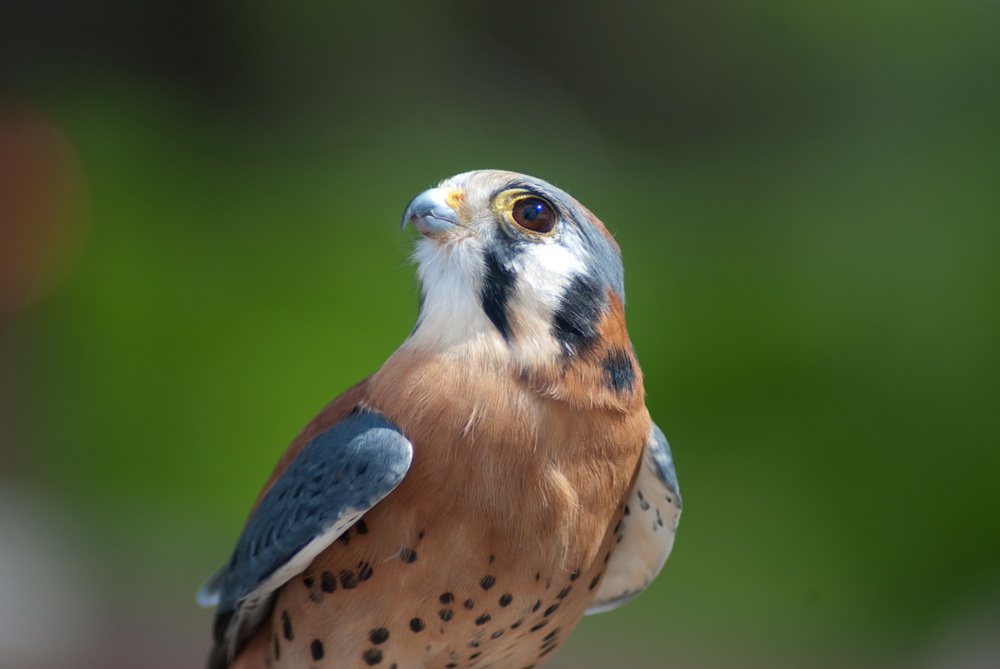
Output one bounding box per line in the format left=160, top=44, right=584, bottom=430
left=1, top=1, right=998, bottom=667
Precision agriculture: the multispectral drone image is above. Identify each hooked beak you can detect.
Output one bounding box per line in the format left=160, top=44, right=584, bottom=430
left=400, top=188, right=462, bottom=239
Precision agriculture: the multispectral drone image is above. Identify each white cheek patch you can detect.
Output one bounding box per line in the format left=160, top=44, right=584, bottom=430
left=519, top=242, right=587, bottom=301
left=505, top=241, right=588, bottom=362
left=409, top=237, right=506, bottom=351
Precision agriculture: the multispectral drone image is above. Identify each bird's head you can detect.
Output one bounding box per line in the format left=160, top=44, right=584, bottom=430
left=400, top=170, right=641, bottom=409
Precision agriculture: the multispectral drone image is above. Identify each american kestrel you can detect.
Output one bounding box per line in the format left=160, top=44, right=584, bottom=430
left=198, top=170, right=682, bottom=669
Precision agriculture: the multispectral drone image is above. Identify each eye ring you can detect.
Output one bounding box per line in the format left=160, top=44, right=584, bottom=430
left=510, top=196, right=556, bottom=234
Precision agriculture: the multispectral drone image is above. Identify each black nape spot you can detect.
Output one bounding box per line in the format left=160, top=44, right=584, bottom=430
left=602, top=348, right=636, bottom=394
left=400, top=548, right=417, bottom=563
left=439, top=608, right=454, bottom=621
left=355, top=519, right=369, bottom=534
left=475, top=613, right=492, bottom=625
left=310, top=639, right=324, bottom=661
left=544, top=603, right=560, bottom=616
left=303, top=575, right=315, bottom=589
left=445, top=664, right=457, bottom=668
left=321, top=571, right=337, bottom=593
left=491, top=630, right=505, bottom=639
left=362, top=648, right=383, bottom=665
left=410, top=618, right=425, bottom=633
left=489, top=553, right=495, bottom=563
left=340, top=570, right=359, bottom=589
left=552, top=275, right=606, bottom=356
left=532, top=600, right=541, bottom=612
left=480, top=251, right=518, bottom=341
left=543, top=628, right=561, bottom=642
left=556, top=586, right=572, bottom=599
left=281, top=610, right=294, bottom=641
left=273, top=635, right=280, bottom=660
left=440, top=592, right=455, bottom=604
left=418, top=530, right=425, bottom=540
left=499, top=593, right=513, bottom=607
left=470, top=651, right=482, bottom=659
left=358, top=562, right=374, bottom=581
left=589, top=575, right=601, bottom=590
left=511, top=620, right=523, bottom=629
left=369, top=628, right=389, bottom=645
left=530, top=620, right=549, bottom=632
left=569, top=570, right=580, bottom=581
left=480, top=575, right=496, bottom=590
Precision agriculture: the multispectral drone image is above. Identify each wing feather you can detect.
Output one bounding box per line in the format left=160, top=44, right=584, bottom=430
left=198, top=407, right=412, bottom=666
left=586, top=421, right=681, bottom=614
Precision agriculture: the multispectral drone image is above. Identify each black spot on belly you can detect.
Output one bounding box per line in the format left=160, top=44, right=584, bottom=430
left=355, top=519, right=369, bottom=534
left=475, top=613, right=491, bottom=625
left=552, top=275, right=606, bottom=356
left=310, top=639, right=324, bottom=661
left=358, top=561, right=374, bottom=581
left=409, top=618, right=425, bottom=633
left=602, top=348, right=636, bottom=393
left=321, top=571, right=337, bottom=593
left=464, top=598, right=475, bottom=610
left=369, top=628, right=389, bottom=645
left=439, top=608, right=454, bottom=621
left=340, top=570, right=359, bottom=589
left=400, top=548, right=417, bottom=563
left=499, top=593, right=513, bottom=607
left=480, top=575, right=496, bottom=590
left=440, top=592, right=454, bottom=604
left=281, top=610, right=294, bottom=640
left=362, top=648, right=383, bottom=665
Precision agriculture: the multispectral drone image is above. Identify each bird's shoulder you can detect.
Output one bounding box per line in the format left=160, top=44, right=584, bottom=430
left=249, top=376, right=373, bottom=516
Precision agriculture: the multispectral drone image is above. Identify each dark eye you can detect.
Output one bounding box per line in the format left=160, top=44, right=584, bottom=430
left=511, top=197, right=555, bottom=233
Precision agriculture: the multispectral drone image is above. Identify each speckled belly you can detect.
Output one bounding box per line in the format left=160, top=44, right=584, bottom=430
left=265, top=499, right=628, bottom=669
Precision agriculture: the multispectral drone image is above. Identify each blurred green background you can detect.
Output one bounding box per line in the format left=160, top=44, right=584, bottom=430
left=1, top=1, right=998, bottom=668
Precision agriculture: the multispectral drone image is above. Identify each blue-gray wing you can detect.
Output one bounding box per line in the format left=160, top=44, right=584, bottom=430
left=197, top=407, right=412, bottom=666
left=586, top=420, right=681, bottom=614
